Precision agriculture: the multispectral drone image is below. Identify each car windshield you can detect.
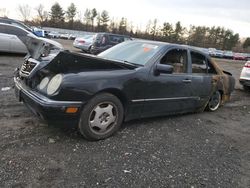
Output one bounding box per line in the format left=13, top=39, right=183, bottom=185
left=98, top=41, right=162, bottom=66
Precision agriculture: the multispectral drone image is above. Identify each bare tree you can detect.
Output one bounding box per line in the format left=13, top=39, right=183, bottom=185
left=0, top=8, right=9, bottom=17
left=18, top=4, right=31, bottom=21
left=35, top=4, right=48, bottom=24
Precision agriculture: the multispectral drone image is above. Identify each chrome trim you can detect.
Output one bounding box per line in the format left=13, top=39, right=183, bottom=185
left=14, top=77, right=82, bottom=106
left=19, top=58, right=40, bottom=77
left=132, top=96, right=200, bottom=103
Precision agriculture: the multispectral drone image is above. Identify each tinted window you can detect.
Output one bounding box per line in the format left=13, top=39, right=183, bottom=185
left=191, top=51, right=207, bottom=73
left=124, top=37, right=131, bottom=41
left=160, top=49, right=188, bottom=73
left=5, top=25, right=28, bottom=36
left=109, top=35, right=124, bottom=44
left=95, top=34, right=103, bottom=41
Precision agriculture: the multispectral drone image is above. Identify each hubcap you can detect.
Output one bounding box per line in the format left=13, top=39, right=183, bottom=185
left=209, top=91, right=220, bottom=111
left=89, top=102, right=117, bottom=134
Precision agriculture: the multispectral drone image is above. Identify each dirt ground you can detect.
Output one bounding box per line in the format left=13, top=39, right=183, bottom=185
left=0, top=40, right=250, bottom=187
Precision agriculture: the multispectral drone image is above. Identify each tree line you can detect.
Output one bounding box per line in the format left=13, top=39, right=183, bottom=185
left=1, top=2, right=249, bottom=51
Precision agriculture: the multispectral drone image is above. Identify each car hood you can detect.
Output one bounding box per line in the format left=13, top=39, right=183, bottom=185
left=45, top=51, right=138, bottom=73
left=22, top=50, right=138, bottom=79
left=23, top=34, right=63, bottom=59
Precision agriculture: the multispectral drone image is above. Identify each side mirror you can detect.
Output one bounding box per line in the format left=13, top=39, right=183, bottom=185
left=154, top=64, right=173, bottom=75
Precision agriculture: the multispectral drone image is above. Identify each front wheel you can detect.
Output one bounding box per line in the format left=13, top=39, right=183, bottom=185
left=206, top=91, right=221, bottom=112
left=78, top=93, right=124, bottom=141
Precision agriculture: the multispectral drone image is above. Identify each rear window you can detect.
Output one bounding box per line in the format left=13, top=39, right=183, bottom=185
left=109, top=35, right=124, bottom=44
left=98, top=41, right=162, bottom=66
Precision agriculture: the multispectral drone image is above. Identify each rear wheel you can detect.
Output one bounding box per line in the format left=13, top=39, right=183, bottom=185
left=78, top=93, right=124, bottom=141
left=206, top=91, right=221, bottom=112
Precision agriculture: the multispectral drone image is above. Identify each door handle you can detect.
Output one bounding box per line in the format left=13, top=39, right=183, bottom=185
left=182, top=79, right=192, bottom=83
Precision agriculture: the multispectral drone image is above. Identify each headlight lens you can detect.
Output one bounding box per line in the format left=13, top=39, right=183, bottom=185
left=47, top=74, right=63, bottom=95
left=38, top=77, right=49, bottom=90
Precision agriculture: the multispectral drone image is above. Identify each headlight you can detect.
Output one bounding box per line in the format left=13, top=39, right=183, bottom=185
left=47, top=74, right=63, bottom=95
left=38, top=77, right=49, bottom=90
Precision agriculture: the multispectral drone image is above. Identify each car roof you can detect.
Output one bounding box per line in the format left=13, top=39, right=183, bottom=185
left=125, top=40, right=210, bottom=57
left=0, top=18, right=32, bottom=30
left=97, top=32, right=131, bottom=38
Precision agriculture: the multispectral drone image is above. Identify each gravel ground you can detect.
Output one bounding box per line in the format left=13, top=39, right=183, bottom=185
left=0, top=40, right=250, bottom=187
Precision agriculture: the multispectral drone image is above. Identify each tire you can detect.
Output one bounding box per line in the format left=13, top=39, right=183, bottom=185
left=78, top=93, right=124, bottom=141
left=206, top=91, right=221, bottom=112
left=87, top=46, right=92, bottom=53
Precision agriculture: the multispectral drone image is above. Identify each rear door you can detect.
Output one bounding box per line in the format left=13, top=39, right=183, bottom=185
left=189, top=50, right=213, bottom=108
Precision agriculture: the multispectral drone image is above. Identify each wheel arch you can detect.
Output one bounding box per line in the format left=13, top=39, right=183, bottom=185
left=96, top=88, right=129, bottom=115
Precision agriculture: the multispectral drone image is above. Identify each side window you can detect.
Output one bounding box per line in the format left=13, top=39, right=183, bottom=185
left=109, top=35, right=124, bottom=45
left=191, top=51, right=207, bottom=73
left=207, top=59, right=217, bottom=74
left=124, top=37, right=131, bottom=41
left=94, top=34, right=102, bottom=44
left=5, top=25, right=28, bottom=36
left=101, top=35, right=107, bottom=45
left=160, top=49, right=188, bottom=73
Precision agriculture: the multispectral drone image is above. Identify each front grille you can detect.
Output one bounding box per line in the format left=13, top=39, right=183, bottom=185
left=20, top=60, right=37, bottom=76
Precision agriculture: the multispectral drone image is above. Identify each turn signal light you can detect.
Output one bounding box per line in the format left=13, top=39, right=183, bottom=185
left=65, top=107, right=78, bottom=114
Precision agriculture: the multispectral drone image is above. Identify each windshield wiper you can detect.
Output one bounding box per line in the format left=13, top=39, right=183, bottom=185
left=123, top=60, right=143, bottom=67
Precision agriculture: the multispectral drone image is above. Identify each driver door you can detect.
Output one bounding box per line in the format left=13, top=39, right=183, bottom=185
left=142, top=47, right=197, bottom=117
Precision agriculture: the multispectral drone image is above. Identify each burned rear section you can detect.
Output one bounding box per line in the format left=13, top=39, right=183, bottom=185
left=210, top=61, right=235, bottom=104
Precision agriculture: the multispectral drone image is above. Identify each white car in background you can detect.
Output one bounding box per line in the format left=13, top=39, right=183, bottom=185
left=73, top=34, right=94, bottom=52
left=0, top=23, right=62, bottom=54
left=240, top=61, right=250, bottom=91
left=48, top=31, right=60, bottom=39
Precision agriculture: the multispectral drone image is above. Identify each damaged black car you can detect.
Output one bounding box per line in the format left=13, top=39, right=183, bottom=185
left=14, top=40, right=235, bottom=140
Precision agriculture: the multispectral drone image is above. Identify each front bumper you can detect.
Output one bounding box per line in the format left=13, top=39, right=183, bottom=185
left=240, top=79, right=250, bottom=87
left=14, top=76, right=83, bottom=121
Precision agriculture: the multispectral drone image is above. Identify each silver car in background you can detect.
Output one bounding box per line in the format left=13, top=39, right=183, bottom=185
left=0, top=23, right=28, bottom=53
left=240, top=61, right=250, bottom=91
left=73, top=34, right=94, bottom=52
left=0, top=23, right=62, bottom=54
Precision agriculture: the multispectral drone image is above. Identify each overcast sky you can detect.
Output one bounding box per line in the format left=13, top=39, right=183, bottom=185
left=1, top=0, right=250, bottom=37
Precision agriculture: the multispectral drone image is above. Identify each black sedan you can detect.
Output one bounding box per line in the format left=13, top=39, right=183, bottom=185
left=14, top=40, right=235, bottom=140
